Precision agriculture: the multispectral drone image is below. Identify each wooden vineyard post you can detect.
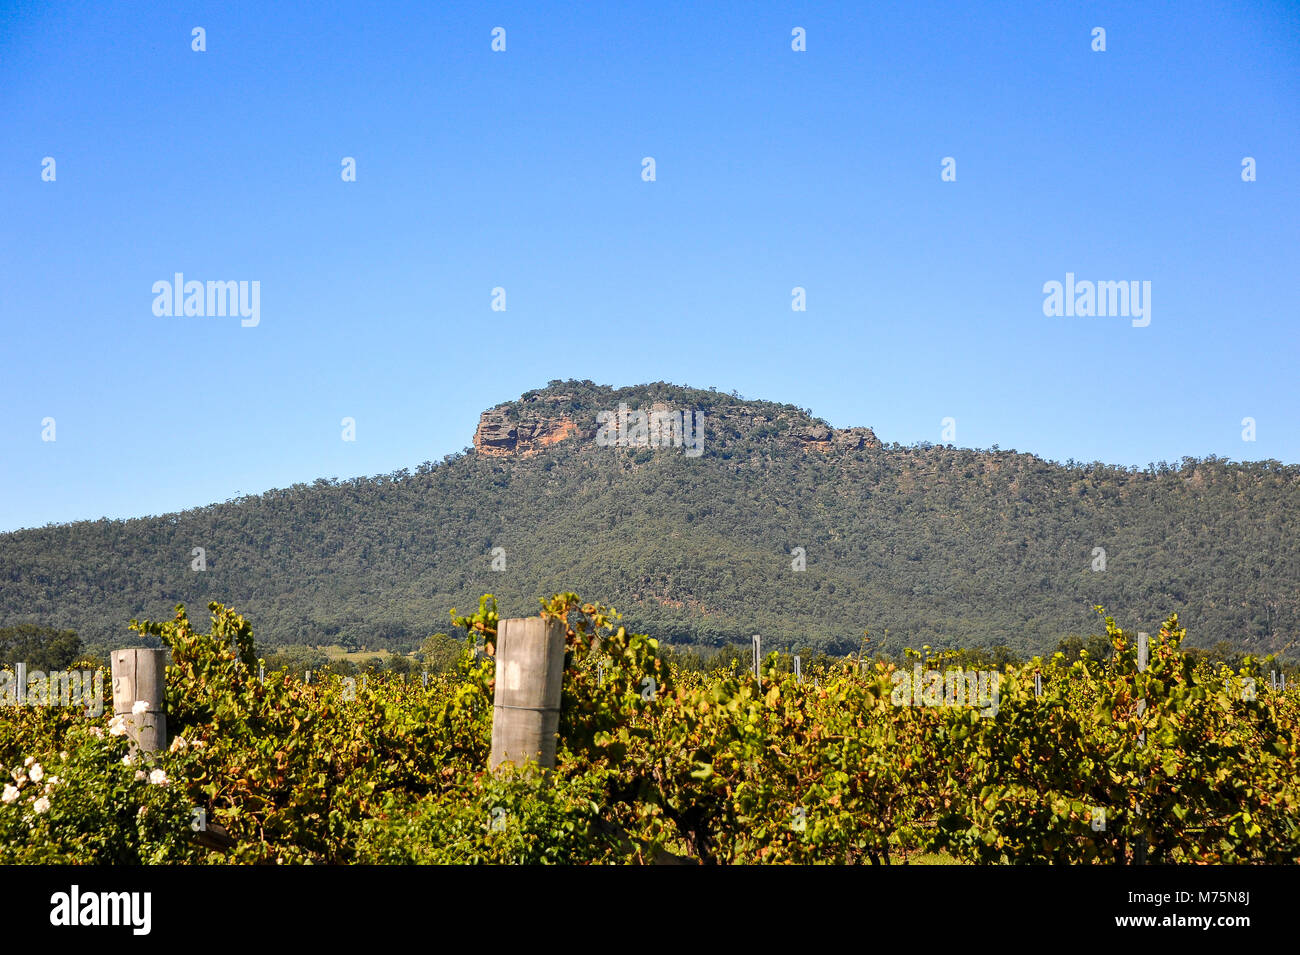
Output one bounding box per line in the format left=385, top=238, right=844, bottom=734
left=489, top=616, right=567, bottom=771
left=1135, top=631, right=1149, bottom=865
left=794, top=655, right=802, bottom=683
left=752, top=634, right=762, bottom=689
left=110, top=648, right=168, bottom=753
left=1136, top=632, right=1148, bottom=742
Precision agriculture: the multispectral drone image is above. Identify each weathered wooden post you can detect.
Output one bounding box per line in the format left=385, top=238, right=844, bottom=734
left=489, top=616, right=566, bottom=771
left=752, top=634, right=762, bottom=688
left=110, top=648, right=168, bottom=753
left=1135, top=631, right=1149, bottom=865
left=794, top=655, right=802, bottom=683
left=1136, top=631, right=1148, bottom=746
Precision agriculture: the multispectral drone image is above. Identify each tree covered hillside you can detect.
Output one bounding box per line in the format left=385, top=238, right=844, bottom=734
left=1, top=380, right=1296, bottom=660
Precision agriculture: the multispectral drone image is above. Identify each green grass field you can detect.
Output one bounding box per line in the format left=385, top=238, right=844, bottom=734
left=319, top=645, right=395, bottom=663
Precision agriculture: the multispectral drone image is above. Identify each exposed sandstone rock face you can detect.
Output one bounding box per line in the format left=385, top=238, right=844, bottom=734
left=791, top=424, right=832, bottom=444
left=833, top=427, right=879, bottom=451
left=473, top=411, right=581, bottom=456
left=472, top=395, right=879, bottom=457
left=529, top=417, right=579, bottom=448
left=473, top=412, right=517, bottom=455
left=789, top=423, right=879, bottom=453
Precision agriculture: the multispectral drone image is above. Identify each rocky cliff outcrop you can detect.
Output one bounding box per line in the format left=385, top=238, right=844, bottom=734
left=473, top=411, right=582, bottom=456
left=473, top=400, right=879, bottom=457
left=789, top=423, right=880, bottom=453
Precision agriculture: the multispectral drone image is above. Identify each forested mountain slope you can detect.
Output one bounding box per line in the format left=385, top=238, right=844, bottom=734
left=1, top=380, right=1295, bottom=659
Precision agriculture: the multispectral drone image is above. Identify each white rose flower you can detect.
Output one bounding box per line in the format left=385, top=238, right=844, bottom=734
left=134, top=770, right=145, bottom=781
left=1, top=785, right=18, bottom=804
left=169, top=736, right=188, bottom=753
left=12, top=774, right=26, bottom=788
left=121, top=754, right=135, bottom=767
left=148, top=769, right=169, bottom=786
left=33, top=796, right=50, bottom=814
left=29, top=764, right=43, bottom=784
left=132, top=700, right=148, bottom=715
left=88, top=726, right=105, bottom=739
left=23, top=756, right=34, bottom=768
left=46, top=775, right=61, bottom=787
left=108, top=715, right=127, bottom=737
left=59, top=751, right=68, bottom=761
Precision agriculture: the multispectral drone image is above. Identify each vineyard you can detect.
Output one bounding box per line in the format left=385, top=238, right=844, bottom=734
left=2, top=594, right=1297, bottom=865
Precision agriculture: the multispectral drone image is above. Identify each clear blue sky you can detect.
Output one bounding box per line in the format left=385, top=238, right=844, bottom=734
left=2, top=0, right=1297, bottom=531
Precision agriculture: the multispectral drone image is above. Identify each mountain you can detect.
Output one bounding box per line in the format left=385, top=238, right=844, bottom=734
left=1, top=379, right=1297, bottom=660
